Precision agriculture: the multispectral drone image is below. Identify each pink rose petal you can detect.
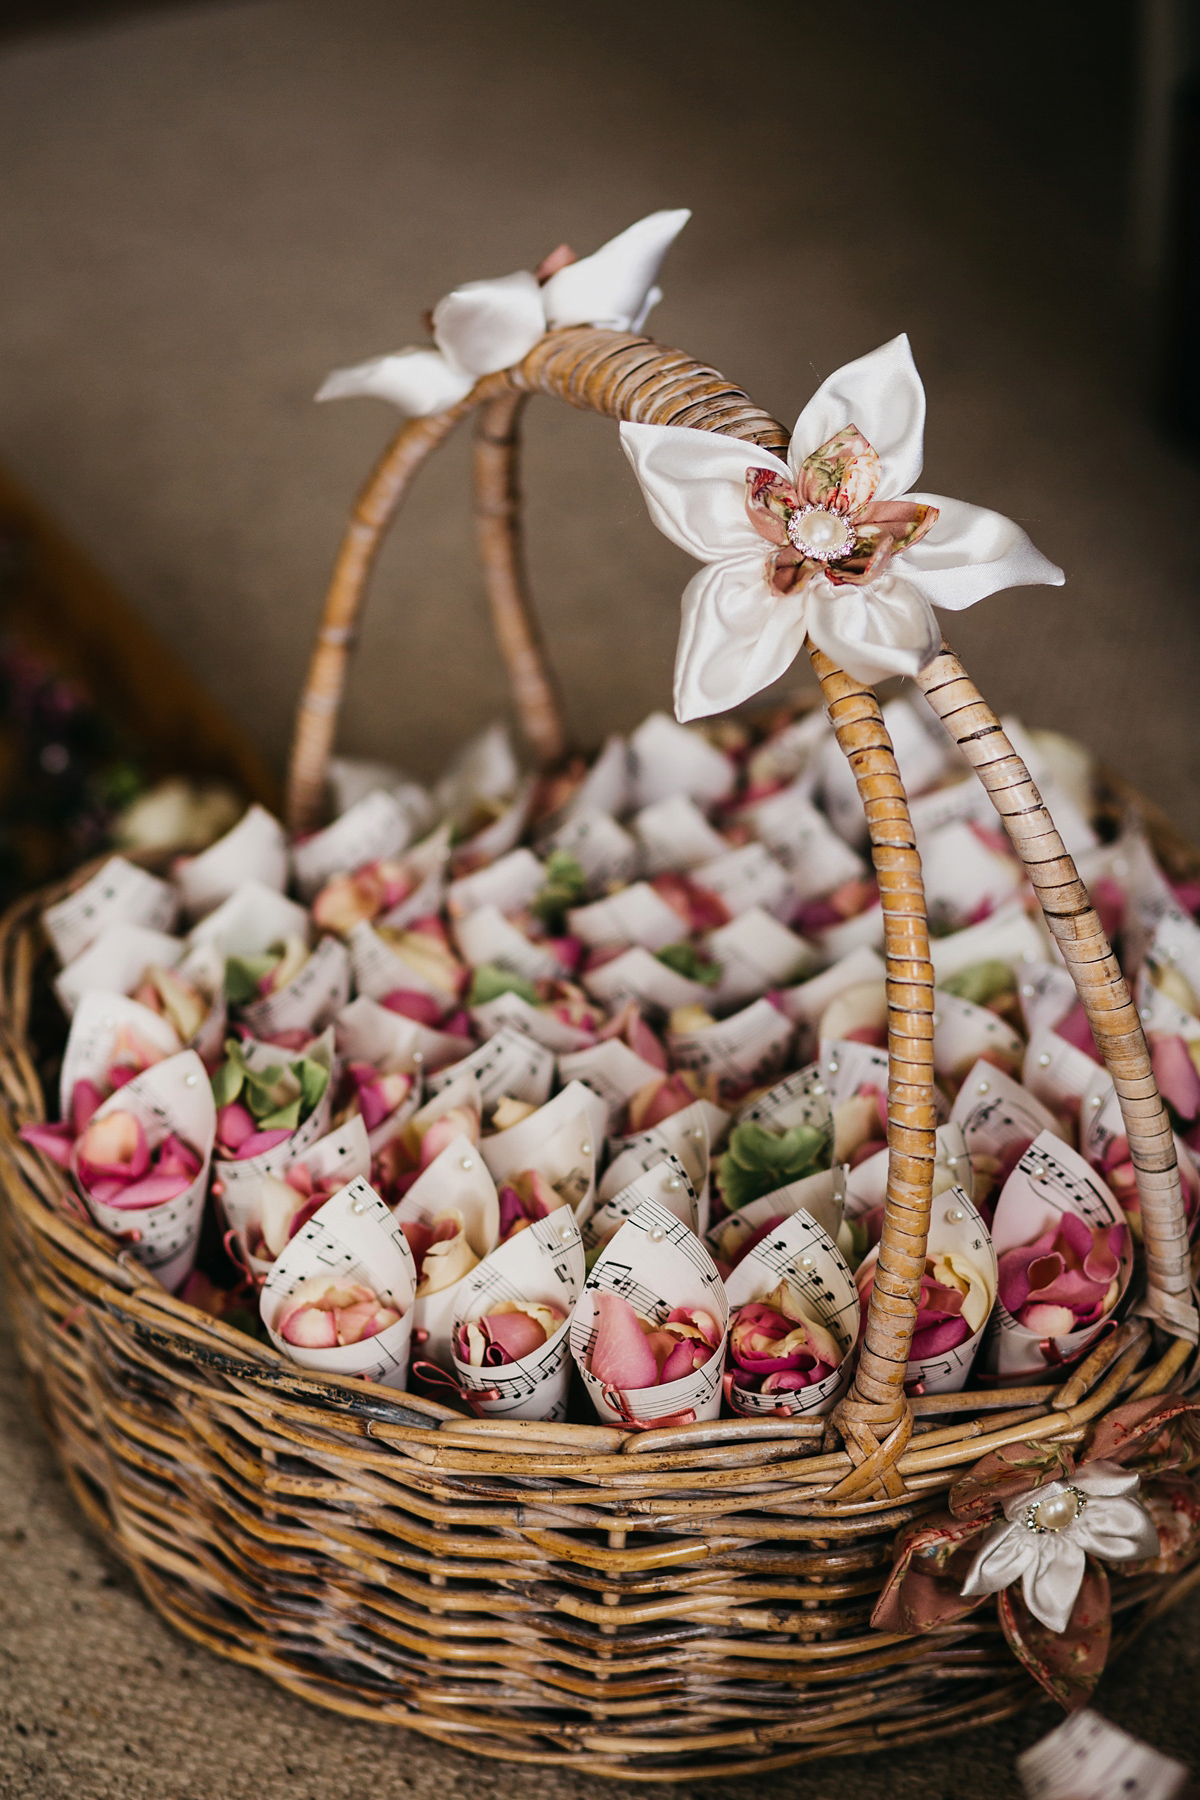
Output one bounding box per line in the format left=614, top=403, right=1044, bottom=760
left=590, top=1292, right=658, bottom=1389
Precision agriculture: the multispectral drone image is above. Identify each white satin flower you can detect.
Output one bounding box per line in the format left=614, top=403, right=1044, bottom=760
left=619, top=333, right=1065, bottom=721
left=959, top=1462, right=1160, bottom=1633
left=317, top=209, right=691, bottom=416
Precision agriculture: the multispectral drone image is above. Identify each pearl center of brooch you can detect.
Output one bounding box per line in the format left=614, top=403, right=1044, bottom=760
left=1023, top=1486, right=1086, bottom=1534
left=786, top=505, right=855, bottom=562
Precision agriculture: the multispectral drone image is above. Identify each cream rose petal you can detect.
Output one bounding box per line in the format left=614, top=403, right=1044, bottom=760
left=543, top=209, right=691, bottom=331
left=619, top=422, right=788, bottom=562
left=674, top=553, right=811, bottom=723
left=804, top=568, right=940, bottom=686
left=789, top=333, right=926, bottom=502
left=898, top=492, right=1065, bottom=610
left=315, top=348, right=473, bottom=414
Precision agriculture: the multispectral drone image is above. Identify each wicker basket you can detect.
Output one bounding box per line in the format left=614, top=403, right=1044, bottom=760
left=1, top=326, right=1197, bottom=1782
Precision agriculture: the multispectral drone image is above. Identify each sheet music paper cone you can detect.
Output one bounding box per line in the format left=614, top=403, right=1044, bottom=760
left=260, top=1176, right=417, bottom=1387
left=219, top=1115, right=372, bottom=1284
left=393, top=1132, right=500, bottom=1368
left=450, top=1205, right=586, bottom=1421
left=571, top=1197, right=729, bottom=1426
left=78, top=1049, right=215, bottom=1293
left=724, top=1209, right=858, bottom=1417
left=856, top=1186, right=997, bottom=1393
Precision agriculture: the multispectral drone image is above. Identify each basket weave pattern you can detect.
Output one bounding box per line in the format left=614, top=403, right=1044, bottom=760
left=0, top=327, right=1196, bottom=1779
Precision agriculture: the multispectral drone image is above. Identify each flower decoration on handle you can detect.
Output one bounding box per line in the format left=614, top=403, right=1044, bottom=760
left=317, top=209, right=691, bottom=417
left=620, top=334, right=1065, bottom=719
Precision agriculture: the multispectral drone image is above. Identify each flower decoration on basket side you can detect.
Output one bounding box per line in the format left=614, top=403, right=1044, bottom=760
left=619, top=334, right=1065, bottom=719
left=317, top=209, right=690, bottom=416
left=871, top=1394, right=1200, bottom=1710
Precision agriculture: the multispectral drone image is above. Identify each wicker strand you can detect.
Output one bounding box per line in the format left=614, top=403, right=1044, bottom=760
left=917, top=644, right=1197, bottom=1341
left=807, top=654, right=936, bottom=1495
left=285, top=403, right=474, bottom=834
left=472, top=393, right=568, bottom=767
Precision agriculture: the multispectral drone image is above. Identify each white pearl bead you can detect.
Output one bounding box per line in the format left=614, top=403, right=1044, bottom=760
left=460, top=1156, right=474, bottom=1170
left=665, top=1176, right=682, bottom=1192
left=185, top=1074, right=197, bottom=1087
left=827, top=1059, right=840, bottom=1074
left=812, top=1083, right=825, bottom=1096
left=1032, top=1490, right=1078, bottom=1532
left=946, top=1206, right=964, bottom=1222
left=351, top=1199, right=366, bottom=1215
left=412, top=1050, right=424, bottom=1065
left=579, top=1143, right=591, bottom=1157
left=800, top=1255, right=815, bottom=1270
left=1038, top=1053, right=1051, bottom=1067
left=648, top=1226, right=665, bottom=1242
left=1021, top=984, right=1034, bottom=997
left=977, top=1080, right=990, bottom=1094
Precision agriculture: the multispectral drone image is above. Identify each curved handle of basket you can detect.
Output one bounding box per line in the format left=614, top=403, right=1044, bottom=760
left=917, top=649, right=1198, bottom=1343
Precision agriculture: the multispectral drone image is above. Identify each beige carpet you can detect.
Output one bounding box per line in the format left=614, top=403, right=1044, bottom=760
left=1, top=3, right=1200, bottom=1795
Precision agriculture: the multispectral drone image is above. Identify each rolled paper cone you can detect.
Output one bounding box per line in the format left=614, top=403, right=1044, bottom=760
left=928, top=897, right=1054, bottom=985
left=239, top=935, right=351, bottom=1042
left=704, top=907, right=816, bottom=1012
left=627, top=712, right=735, bottom=811
left=470, top=990, right=595, bottom=1055
left=58, top=989, right=182, bottom=1118
left=918, top=818, right=1023, bottom=926
left=577, top=1152, right=698, bottom=1255
left=581, top=946, right=713, bottom=1015
left=43, top=856, right=178, bottom=966
left=454, top=906, right=566, bottom=982
left=214, top=1027, right=337, bottom=1206
left=453, top=777, right=536, bottom=871
left=724, top=1209, right=858, bottom=1418
left=375, top=823, right=453, bottom=932
left=335, top=993, right=471, bottom=1076
left=557, top=1037, right=669, bottom=1127
left=394, top=1131, right=501, bottom=1369
left=291, top=789, right=416, bottom=901
left=218, top=1114, right=372, bottom=1282
left=173, top=942, right=228, bottom=1069
left=79, top=1049, right=215, bottom=1293
left=424, top=1026, right=555, bottom=1111
left=1023, top=1025, right=1103, bottom=1115
left=450, top=1204, right=586, bottom=1422
left=54, top=922, right=184, bottom=1017
left=567, top=882, right=685, bottom=953
left=186, top=879, right=310, bottom=961
left=690, top=843, right=793, bottom=922
left=446, top=847, right=544, bottom=919
left=984, top=1132, right=1132, bottom=1380
left=812, top=903, right=884, bottom=963
left=480, top=1081, right=607, bottom=1215
left=632, top=793, right=727, bottom=875
left=855, top=1185, right=997, bottom=1395
left=707, top=1165, right=847, bottom=1264
left=735, top=1063, right=834, bottom=1145
left=542, top=734, right=630, bottom=829
left=260, top=1176, right=417, bottom=1387
left=603, top=1096, right=723, bottom=1206
left=1018, top=962, right=1081, bottom=1037
left=539, top=808, right=638, bottom=893
left=668, top=997, right=794, bottom=1104
left=570, top=1196, right=729, bottom=1426
left=932, top=991, right=1023, bottom=1082
left=735, top=786, right=865, bottom=903
left=175, top=803, right=289, bottom=921
left=950, top=1058, right=1067, bottom=1172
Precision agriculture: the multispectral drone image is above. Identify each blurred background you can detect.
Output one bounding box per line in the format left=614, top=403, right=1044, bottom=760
left=0, top=0, right=1197, bottom=862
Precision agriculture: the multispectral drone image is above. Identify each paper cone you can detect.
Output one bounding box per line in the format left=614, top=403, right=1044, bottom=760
left=450, top=1205, right=586, bottom=1421
left=335, top=993, right=471, bottom=1077
left=724, top=1209, right=859, bottom=1417
left=54, top=922, right=184, bottom=1017
left=540, top=808, right=638, bottom=892
left=78, top=1049, right=215, bottom=1292
left=214, top=1027, right=337, bottom=1206
left=667, top=997, right=793, bottom=1103
left=985, top=1131, right=1132, bottom=1378
left=577, top=1152, right=698, bottom=1256
left=59, top=990, right=182, bottom=1117
left=43, top=856, right=178, bottom=966
left=175, top=804, right=289, bottom=921
left=260, top=1177, right=417, bottom=1387
left=219, top=1115, right=372, bottom=1284
left=856, top=1185, right=997, bottom=1393
left=187, top=879, right=310, bottom=961
left=291, top=789, right=416, bottom=900
left=424, top=1026, right=555, bottom=1112
left=570, top=1197, right=729, bottom=1425
left=239, top=934, right=351, bottom=1042
left=480, top=1081, right=607, bottom=1214
left=393, top=1131, right=501, bottom=1368
left=708, top=1165, right=847, bottom=1268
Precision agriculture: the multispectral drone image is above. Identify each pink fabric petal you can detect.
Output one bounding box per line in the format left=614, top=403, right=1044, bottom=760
left=589, top=1291, right=659, bottom=1389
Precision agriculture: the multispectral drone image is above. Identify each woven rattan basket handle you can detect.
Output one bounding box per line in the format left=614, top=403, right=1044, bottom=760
left=288, top=324, right=1195, bottom=1486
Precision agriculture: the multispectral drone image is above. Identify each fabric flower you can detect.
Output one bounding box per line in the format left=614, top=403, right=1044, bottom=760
left=619, top=334, right=1064, bottom=718
left=317, top=209, right=690, bottom=416
left=960, top=1462, right=1160, bottom=1633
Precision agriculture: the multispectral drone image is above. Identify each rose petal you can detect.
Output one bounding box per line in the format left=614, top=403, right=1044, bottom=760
left=589, top=1291, right=659, bottom=1389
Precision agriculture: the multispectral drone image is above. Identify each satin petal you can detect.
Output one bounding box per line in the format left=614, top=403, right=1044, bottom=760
left=620, top=422, right=788, bottom=563
left=673, top=554, right=810, bottom=722
left=789, top=334, right=926, bottom=501
left=432, top=270, right=547, bottom=378
left=315, top=349, right=473, bottom=416
left=543, top=209, right=690, bottom=330
left=804, top=569, right=940, bottom=685
left=899, top=492, right=1065, bottom=609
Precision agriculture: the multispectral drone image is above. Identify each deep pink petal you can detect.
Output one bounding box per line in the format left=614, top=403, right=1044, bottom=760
left=590, top=1292, right=659, bottom=1389
left=232, top=1128, right=293, bottom=1159
left=19, top=1121, right=75, bottom=1167
left=1151, top=1034, right=1200, bottom=1122
left=70, top=1080, right=106, bottom=1135
left=910, top=1315, right=971, bottom=1359
left=482, top=1310, right=549, bottom=1364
